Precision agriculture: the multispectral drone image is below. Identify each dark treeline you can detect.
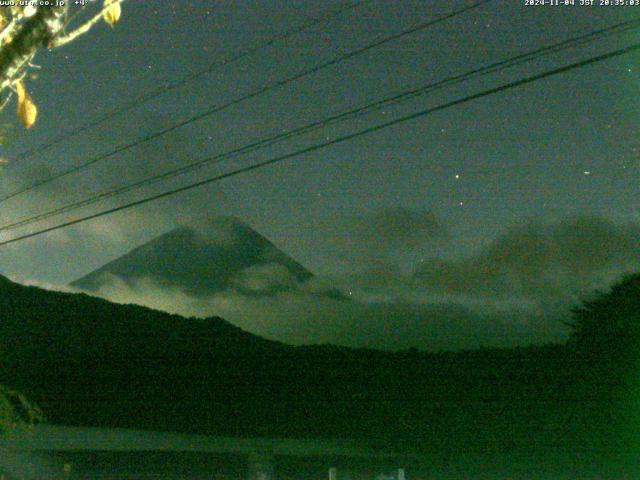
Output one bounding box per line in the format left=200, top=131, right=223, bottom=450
left=0, top=273, right=637, bottom=471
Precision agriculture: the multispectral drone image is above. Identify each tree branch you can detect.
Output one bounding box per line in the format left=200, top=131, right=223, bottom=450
left=0, top=17, right=19, bottom=46
left=0, top=91, right=13, bottom=113
left=0, top=6, right=67, bottom=94
left=51, top=0, right=125, bottom=48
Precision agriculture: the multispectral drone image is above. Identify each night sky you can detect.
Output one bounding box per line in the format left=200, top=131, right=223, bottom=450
left=0, top=0, right=638, bottom=350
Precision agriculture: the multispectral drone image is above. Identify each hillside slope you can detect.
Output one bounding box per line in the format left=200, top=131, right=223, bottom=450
left=0, top=274, right=635, bottom=471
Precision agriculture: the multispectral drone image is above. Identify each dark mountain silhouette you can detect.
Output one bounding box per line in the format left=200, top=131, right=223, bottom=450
left=0, top=273, right=637, bottom=475
left=70, top=217, right=313, bottom=297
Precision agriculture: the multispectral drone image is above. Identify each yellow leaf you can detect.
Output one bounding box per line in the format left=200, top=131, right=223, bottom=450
left=15, top=80, right=25, bottom=104
left=15, top=81, right=37, bottom=129
left=17, top=97, right=37, bottom=129
left=103, top=0, right=121, bottom=27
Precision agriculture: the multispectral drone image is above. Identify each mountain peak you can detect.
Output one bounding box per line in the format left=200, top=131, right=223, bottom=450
left=70, top=217, right=312, bottom=297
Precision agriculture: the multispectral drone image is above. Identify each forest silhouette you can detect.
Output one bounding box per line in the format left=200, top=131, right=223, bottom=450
left=0, top=272, right=637, bottom=472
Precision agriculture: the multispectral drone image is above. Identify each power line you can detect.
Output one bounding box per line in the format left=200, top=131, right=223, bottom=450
left=0, top=0, right=492, bottom=205
left=11, top=0, right=369, bottom=163
left=1, top=16, right=637, bottom=233
left=1, top=42, right=637, bottom=247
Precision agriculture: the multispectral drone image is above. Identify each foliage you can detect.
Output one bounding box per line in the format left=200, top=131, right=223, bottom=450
left=0, top=1, right=125, bottom=129
left=0, top=384, right=44, bottom=431
left=103, top=0, right=122, bottom=27
left=569, top=272, right=640, bottom=360
left=15, top=79, right=36, bottom=128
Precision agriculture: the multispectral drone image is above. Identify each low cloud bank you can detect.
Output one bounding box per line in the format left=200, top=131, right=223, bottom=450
left=83, top=273, right=558, bottom=351
left=414, top=216, right=640, bottom=304
left=58, top=215, right=640, bottom=351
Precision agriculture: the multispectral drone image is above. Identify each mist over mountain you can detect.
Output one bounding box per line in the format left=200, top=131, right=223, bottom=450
left=60, top=214, right=640, bottom=351
left=70, top=217, right=313, bottom=297
left=0, top=273, right=290, bottom=435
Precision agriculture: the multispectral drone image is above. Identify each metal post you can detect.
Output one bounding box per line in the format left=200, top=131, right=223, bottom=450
left=397, top=468, right=405, bottom=480
left=329, top=467, right=337, bottom=480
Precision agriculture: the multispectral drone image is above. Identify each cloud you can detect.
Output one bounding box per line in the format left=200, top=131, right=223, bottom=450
left=7, top=275, right=77, bottom=293
left=323, top=206, right=448, bottom=270
left=352, top=206, right=446, bottom=250
left=414, top=216, right=640, bottom=305
left=21, top=214, right=640, bottom=352
left=79, top=268, right=567, bottom=352
left=229, top=263, right=301, bottom=294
